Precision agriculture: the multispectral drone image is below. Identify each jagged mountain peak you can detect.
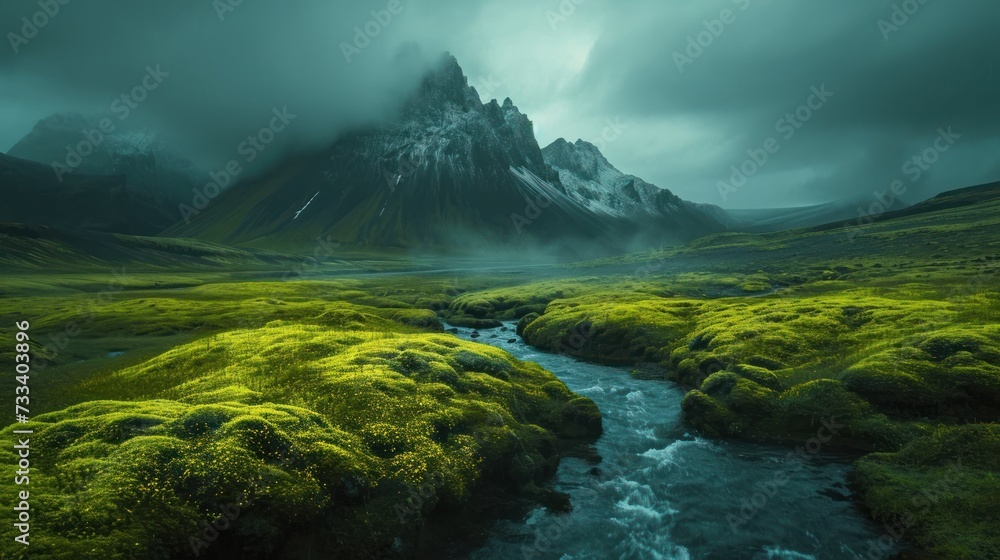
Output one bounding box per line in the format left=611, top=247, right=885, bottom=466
left=171, top=52, right=724, bottom=251
left=542, top=137, right=618, bottom=183
left=402, top=53, right=483, bottom=117
left=541, top=135, right=726, bottom=235
left=387, top=54, right=551, bottom=177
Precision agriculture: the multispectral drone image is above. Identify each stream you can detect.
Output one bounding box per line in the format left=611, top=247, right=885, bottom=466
left=449, top=322, right=892, bottom=560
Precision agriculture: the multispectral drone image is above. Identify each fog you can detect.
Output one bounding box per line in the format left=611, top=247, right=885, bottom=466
left=1, top=0, right=998, bottom=208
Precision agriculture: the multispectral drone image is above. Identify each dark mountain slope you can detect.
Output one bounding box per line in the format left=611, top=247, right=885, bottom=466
left=542, top=138, right=730, bottom=240
left=0, top=221, right=304, bottom=272
left=8, top=114, right=201, bottom=218
left=169, top=55, right=724, bottom=254
left=0, top=152, right=175, bottom=235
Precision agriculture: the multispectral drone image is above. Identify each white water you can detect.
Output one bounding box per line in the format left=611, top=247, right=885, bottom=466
left=450, top=323, right=889, bottom=560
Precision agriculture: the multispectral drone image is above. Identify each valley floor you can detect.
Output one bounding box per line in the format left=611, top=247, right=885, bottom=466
left=2, top=184, right=999, bottom=559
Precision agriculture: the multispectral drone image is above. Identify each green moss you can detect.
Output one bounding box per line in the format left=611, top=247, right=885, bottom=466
left=516, top=312, right=541, bottom=337
left=1, top=401, right=346, bottom=559
left=553, top=397, right=603, bottom=439
left=843, top=326, right=1000, bottom=420
left=705, top=372, right=778, bottom=417
left=3, top=181, right=999, bottom=558
left=523, top=298, right=693, bottom=364
left=681, top=390, right=739, bottom=437
left=729, top=363, right=782, bottom=391
left=855, top=425, right=1000, bottom=559
left=0, top=317, right=600, bottom=559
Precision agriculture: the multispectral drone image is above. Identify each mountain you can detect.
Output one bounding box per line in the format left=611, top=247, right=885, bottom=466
left=0, top=152, right=177, bottom=235
left=809, top=179, right=1000, bottom=233
left=542, top=138, right=732, bottom=238
left=724, top=202, right=859, bottom=233
left=169, top=54, right=725, bottom=253
left=0, top=221, right=307, bottom=273
left=8, top=114, right=201, bottom=223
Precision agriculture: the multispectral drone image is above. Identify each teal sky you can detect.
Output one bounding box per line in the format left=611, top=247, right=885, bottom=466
left=1, top=0, right=997, bottom=208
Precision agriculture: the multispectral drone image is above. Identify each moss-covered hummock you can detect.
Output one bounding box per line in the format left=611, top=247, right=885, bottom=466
left=446, top=198, right=1000, bottom=557
left=854, top=425, right=1000, bottom=559
left=2, top=181, right=998, bottom=558
left=0, top=317, right=600, bottom=559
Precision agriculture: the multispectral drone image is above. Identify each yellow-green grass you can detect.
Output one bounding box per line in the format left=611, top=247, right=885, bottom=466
left=854, top=424, right=1000, bottom=559
left=0, top=275, right=518, bottom=414
left=458, top=260, right=999, bottom=557
left=497, top=283, right=999, bottom=557
left=0, top=319, right=600, bottom=559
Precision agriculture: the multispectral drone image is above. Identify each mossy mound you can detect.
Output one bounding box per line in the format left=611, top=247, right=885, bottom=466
left=854, top=424, right=1000, bottom=559
left=0, top=322, right=600, bottom=559
left=523, top=297, right=694, bottom=364
left=446, top=280, right=591, bottom=323
left=508, top=286, right=992, bottom=449
left=683, top=376, right=917, bottom=450
left=842, top=326, right=1000, bottom=421
left=463, top=267, right=999, bottom=557
left=1, top=401, right=360, bottom=560
left=516, top=312, right=540, bottom=337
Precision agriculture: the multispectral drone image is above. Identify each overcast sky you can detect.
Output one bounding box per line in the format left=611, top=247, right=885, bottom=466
left=1, top=0, right=997, bottom=208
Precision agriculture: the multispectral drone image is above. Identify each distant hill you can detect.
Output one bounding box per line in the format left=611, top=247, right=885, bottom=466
left=0, top=152, right=176, bottom=235
left=0, top=221, right=305, bottom=272
left=8, top=114, right=201, bottom=222
left=725, top=202, right=862, bottom=232
left=811, top=180, right=1000, bottom=233
left=575, top=179, right=1000, bottom=277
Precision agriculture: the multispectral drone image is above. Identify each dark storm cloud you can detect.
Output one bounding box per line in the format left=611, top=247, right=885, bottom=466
left=0, top=0, right=996, bottom=207
left=0, top=0, right=436, bottom=168
left=568, top=0, right=1000, bottom=207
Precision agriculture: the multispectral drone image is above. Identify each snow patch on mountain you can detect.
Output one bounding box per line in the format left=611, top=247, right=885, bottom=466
left=293, top=191, right=320, bottom=220
left=542, top=138, right=728, bottom=226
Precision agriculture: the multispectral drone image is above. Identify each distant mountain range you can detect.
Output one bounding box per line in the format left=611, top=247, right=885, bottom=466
left=7, top=114, right=202, bottom=216
left=0, top=151, right=176, bottom=235
left=3, top=54, right=949, bottom=254
left=163, top=54, right=728, bottom=253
